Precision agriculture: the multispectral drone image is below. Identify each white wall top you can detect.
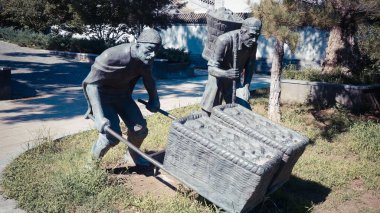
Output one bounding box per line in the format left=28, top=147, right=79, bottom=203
left=187, top=0, right=256, bottom=13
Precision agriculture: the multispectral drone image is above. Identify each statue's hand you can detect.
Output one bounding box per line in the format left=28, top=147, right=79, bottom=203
left=146, top=99, right=160, bottom=113
left=225, top=68, right=239, bottom=79
left=95, top=117, right=110, bottom=134
left=236, top=85, right=250, bottom=101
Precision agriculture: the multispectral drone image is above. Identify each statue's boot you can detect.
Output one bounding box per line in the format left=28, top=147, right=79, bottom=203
left=124, top=149, right=151, bottom=167
left=91, top=134, right=116, bottom=160
left=124, top=127, right=151, bottom=166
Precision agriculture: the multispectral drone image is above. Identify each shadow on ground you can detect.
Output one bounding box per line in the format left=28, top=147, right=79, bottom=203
left=0, top=54, right=207, bottom=125
left=106, top=150, right=178, bottom=192
left=0, top=57, right=91, bottom=124
left=0, top=59, right=91, bottom=91
left=253, top=175, right=331, bottom=213
left=106, top=150, right=331, bottom=213
left=4, top=52, right=57, bottom=58
left=11, top=79, right=38, bottom=99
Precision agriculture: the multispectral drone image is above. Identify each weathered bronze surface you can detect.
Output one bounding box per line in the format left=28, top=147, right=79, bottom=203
left=164, top=112, right=283, bottom=213
left=201, top=8, right=262, bottom=113
left=211, top=104, right=309, bottom=192
left=83, top=29, right=162, bottom=165
left=81, top=9, right=309, bottom=213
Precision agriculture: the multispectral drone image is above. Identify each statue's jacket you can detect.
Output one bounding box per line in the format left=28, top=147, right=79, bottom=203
left=201, top=30, right=257, bottom=111
left=82, top=43, right=151, bottom=116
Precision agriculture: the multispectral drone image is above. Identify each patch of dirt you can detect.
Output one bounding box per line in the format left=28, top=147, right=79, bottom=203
left=314, top=179, right=380, bottom=213
left=335, top=190, right=380, bottom=213
left=105, top=151, right=182, bottom=199
left=351, top=179, right=365, bottom=191
left=125, top=170, right=180, bottom=198
left=360, top=191, right=380, bottom=210
left=305, top=113, right=323, bottom=128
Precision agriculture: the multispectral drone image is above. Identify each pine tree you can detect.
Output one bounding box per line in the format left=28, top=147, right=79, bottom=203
left=253, top=0, right=302, bottom=123
left=302, top=0, right=380, bottom=75
left=0, top=0, right=175, bottom=40
left=69, top=0, right=175, bottom=43
left=0, top=0, right=73, bottom=32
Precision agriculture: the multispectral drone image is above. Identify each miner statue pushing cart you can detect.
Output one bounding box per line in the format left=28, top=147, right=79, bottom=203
left=79, top=13, right=310, bottom=213
left=83, top=28, right=161, bottom=166
left=201, top=17, right=262, bottom=115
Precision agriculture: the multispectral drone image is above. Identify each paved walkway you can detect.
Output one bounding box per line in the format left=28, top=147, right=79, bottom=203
left=0, top=41, right=270, bottom=212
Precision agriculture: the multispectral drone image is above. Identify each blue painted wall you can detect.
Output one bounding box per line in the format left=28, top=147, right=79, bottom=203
left=160, top=24, right=329, bottom=70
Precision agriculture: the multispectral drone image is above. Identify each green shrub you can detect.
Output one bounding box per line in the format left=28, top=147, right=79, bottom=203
left=282, top=65, right=379, bottom=85
left=0, top=27, right=110, bottom=54
left=68, top=38, right=109, bottom=54
left=156, top=47, right=191, bottom=63
left=0, top=27, right=49, bottom=48
left=47, top=35, right=72, bottom=51
left=357, top=24, right=380, bottom=77
left=48, top=35, right=109, bottom=54
left=282, top=65, right=326, bottom=82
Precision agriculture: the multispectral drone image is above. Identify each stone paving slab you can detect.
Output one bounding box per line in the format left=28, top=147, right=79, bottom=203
left=0, top=41, right=270, bottom=211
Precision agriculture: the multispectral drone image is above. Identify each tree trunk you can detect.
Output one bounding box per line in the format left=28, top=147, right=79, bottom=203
left=322, top=24, right=362, bottom=76
left=268, top=38, right=284, bottom=123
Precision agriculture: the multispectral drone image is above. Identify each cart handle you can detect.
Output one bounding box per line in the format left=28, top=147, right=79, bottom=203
left=87, top=114, right=165, bottom=171
left=138, top=99, right=177, bottom=120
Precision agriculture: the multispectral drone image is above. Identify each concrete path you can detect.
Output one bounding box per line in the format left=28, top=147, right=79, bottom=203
left=0, top=41, right=270, bottom=212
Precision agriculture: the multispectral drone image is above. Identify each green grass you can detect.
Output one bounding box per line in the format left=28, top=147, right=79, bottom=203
left=252, top=99, right=380, bottom=212
left=1, top=101, right=379, bottom=212
left=1, top=105, right=215, bottom=213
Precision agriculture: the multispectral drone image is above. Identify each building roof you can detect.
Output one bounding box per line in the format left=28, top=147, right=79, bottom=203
left=170, top=12, right=250, bottom=24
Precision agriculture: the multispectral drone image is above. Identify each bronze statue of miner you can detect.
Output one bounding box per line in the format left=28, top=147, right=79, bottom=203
left=200, top=17, right=262, bottom=115
left=83, top=28, right=161, bottom=166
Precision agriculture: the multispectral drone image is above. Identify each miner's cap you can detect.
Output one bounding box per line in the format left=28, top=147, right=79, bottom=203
left=242, top=17, right=262, bottom=32
left=137, top=29, right=162, bottom=45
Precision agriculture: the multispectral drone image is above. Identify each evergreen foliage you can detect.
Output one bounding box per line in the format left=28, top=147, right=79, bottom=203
left=298, top=0, right=380, bottom=75
left=282, top=65, right=380, bottom=84
left=357, top=23, right=380, bottom=75
left=253, top=0, right=302, bottom=51
left=0, top=0, right=73, bottom=33
left=0, top=27, right=110, bottom=54
left=71, top=0, right=174, bottom=42
left=156, top=47, right=190, bottom=63
left=0, top=0, right=176, bottom=43
left=298, top=0, right=380, bottom=31
left=252, top=0, right=304, bottom=122
left=0, top=27, right=50, bottom=48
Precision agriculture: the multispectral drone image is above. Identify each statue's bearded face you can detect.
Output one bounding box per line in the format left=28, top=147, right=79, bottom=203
left=241, top=27, right=261, bottom=48
left=136, top=43, right=159, bottom=65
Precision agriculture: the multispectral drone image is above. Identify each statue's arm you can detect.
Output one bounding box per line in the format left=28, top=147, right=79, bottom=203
left=142, top=69, right=160, bottom=112
left=85, top=83, right=110, bottom=133
left=208, top=37, right=238, bottom=79
left=209, top=65, right=237, bottom=79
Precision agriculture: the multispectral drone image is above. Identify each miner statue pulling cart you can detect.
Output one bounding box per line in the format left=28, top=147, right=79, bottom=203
left=201, top=17, right=262, bottom=115
left=83, top=28, right=161, bottom=166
